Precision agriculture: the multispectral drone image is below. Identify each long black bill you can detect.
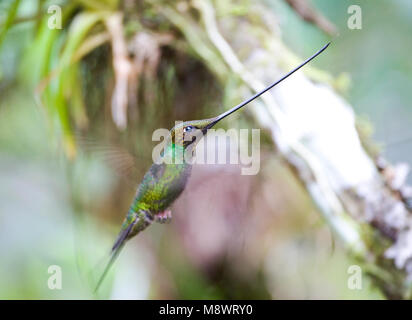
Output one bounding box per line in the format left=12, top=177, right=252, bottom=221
left=208, top=42, right=330, bottom=128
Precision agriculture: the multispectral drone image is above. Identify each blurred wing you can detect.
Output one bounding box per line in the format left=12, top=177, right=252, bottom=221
left=75, top=134, right=148, bottom=189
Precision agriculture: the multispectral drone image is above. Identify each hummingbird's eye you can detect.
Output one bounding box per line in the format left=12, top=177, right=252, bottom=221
left=184, top=126, right=194, bottom=132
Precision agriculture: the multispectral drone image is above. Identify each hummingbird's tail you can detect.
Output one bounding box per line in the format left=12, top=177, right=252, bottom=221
left=94, top=217, right=138, bottom=293
left=93, top=242, right=126, bottom=294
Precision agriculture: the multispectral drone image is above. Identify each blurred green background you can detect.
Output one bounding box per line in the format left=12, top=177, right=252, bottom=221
left=0, top=0, right=410, bottom=299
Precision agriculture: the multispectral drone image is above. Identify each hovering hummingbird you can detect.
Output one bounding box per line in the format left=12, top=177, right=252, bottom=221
left=94, top=42, right=330, bottom=292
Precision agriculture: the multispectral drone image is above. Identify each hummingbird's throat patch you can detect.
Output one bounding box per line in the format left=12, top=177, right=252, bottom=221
left=151, top=122, right=261, bottom=175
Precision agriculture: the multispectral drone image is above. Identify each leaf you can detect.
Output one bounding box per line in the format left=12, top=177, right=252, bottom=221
left=0, top=0, right=21, bottom=51
left=58, top=12, right=108, bottom=155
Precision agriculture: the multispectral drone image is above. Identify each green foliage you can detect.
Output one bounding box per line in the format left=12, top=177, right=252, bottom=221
left=0, top=0, right=21, bottom=50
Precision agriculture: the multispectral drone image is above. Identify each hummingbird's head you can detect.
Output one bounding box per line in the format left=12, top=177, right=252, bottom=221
left=170, top=117, right=219, bottom=149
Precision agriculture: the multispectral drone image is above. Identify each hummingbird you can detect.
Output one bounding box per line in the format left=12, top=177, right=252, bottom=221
left=94, top=42, right=330, bottom=292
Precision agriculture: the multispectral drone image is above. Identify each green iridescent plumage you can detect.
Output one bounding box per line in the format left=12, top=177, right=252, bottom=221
left=94, top=119, right=216, bottom=292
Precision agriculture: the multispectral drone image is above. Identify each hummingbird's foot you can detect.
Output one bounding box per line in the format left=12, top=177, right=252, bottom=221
left=155, top=210, right=172, bottom=224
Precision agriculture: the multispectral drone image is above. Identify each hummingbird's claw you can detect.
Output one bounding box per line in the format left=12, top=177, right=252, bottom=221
left=155, top=210, right=172, bottom=224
